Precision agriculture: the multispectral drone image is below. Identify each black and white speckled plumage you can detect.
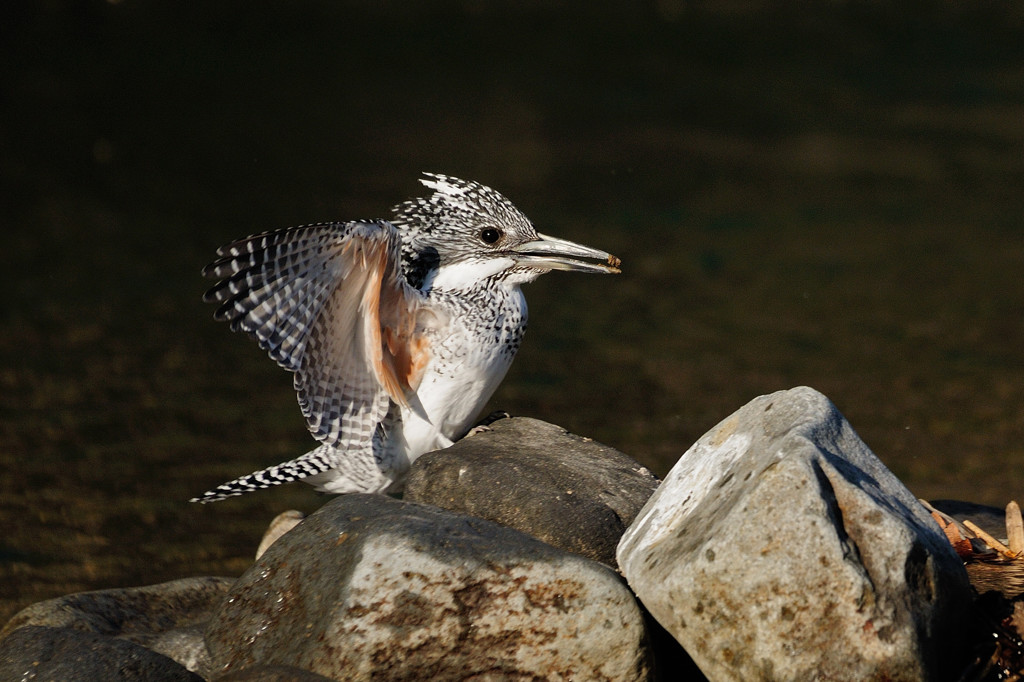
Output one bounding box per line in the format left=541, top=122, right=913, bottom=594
left=192, top=174, right=618, bottom=503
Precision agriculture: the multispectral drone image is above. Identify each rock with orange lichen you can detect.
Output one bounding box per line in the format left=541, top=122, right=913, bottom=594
left=205, top=494, right=653, bottom=681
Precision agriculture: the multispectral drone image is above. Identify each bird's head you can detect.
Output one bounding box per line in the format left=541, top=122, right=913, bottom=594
left=391, top=174, right=620, bottom=290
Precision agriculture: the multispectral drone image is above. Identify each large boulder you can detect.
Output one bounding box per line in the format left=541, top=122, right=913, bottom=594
left=617, top=386, right=972, bottom=681
left=205, top=493, right=653, bottom=681
left=405, top=416, right=660, bottom=567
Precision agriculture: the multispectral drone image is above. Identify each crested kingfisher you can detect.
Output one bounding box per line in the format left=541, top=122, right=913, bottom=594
left=192, top=174, right=620, bottom=503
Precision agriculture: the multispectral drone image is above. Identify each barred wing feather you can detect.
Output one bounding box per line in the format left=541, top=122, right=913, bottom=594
left=203, top=221, right=430, bottom=446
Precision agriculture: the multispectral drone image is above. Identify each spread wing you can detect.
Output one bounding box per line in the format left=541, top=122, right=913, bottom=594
left=203, top=221, right=432, bottom=446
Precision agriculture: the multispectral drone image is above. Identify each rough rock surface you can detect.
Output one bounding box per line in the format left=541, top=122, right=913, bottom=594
left=205, top=493, right=652, bottom=681
left=215, top=664, right=338, bottom=681
left=617, top=386, right=972, bottom=682
left=0, top=576, right=233, bottom=673
left=0, top=625, right=202, bottom=681
left=404, top=416, right=660, bottom=567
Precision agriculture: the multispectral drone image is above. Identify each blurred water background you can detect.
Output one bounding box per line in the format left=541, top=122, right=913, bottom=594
left=2, top=1, right=1023, bottom=621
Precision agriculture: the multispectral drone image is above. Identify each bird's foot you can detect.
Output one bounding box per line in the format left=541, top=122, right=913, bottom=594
left=466, top=410, right=511, bottom=436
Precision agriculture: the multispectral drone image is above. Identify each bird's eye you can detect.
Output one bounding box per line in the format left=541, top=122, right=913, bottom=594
left=480, top=228, right=502, bottom=244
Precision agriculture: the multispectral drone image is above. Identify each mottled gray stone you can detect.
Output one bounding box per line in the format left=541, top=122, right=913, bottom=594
left=618, top=386, right=972, bottom=682
left=206, top=494, right=652, bottom=681
left=0, top=625, right=201, bottom=681
left=215, top=664, right=337, bottom=681
left=0, top=576, right=233, bottom=673
left=405, top=416, right=660, bottom=567
left=149, top=625, right=210, bottom=676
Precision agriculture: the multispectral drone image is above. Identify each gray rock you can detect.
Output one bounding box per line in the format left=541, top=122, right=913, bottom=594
left=215, top=664, right=337, bottom=681
left=149, top=625, right=210, bottom=676
left=617, top=386, right=972, bottom=682
left=0, top=625, right=202, bottom=681
left=206, top=494, right=652, bottom=681
left=0, top=576, right=233, bottom=673
left=404, top=416, right=660, bottom=567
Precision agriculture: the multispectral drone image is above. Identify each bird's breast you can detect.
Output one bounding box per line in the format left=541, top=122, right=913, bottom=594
left=398, top=286, right=527, bottom=457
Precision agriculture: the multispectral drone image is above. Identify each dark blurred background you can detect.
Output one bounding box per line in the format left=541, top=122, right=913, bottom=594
left=2, top=0, right=1023, bottom=621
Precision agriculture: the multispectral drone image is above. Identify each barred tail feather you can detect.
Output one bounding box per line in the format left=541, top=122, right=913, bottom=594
left=190, top=446, right=336, bottom=504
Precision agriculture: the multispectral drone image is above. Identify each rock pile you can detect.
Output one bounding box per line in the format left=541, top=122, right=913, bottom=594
left=2, top=387, right=1009, bottom=681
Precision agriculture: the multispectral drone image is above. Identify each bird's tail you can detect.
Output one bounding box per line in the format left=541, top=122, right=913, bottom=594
left=190, top=445, right=336, bottom=503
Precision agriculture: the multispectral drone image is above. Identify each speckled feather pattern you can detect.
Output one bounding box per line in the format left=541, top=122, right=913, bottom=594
left=192, top=175, right=583, bottom=502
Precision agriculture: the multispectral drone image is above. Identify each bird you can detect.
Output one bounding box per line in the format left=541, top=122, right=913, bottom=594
left=191, top=174, right=620, bottom=503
